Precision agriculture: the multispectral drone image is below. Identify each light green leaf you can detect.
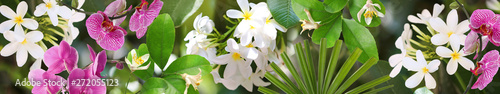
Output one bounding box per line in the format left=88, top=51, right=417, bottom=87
left=311, top=13, right=341, bottom=48
left=160, top=0, right=204, bottom=26
left=348, top=0, right=385, bottom=27
left=414, top=87, right=434, bottom=94
left=163, top=75, right=187, bottom=94
left=291, top=0, right=324, bottom=10
left=164, top=55, right=211, bottom=75
left=324, top=0, right=348, bottom=13
left=147, top=13, right=176, bottom=70
left=342, top=19, right=379, bottom=63
left=268, top=0, right=301, bottom=28
left=142, top=77, right=168, bottom=93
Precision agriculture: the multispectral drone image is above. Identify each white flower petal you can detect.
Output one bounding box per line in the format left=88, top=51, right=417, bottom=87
left=26, top=31, right=44, bottom=42
left=246, top=48, right=259, bottom=60
left=48, top=10, right=59, bottom=26
left=436, top=46, right=452, bottom=57
left=220, top=79, right=240, bottom=90
left=357, top=6, right=367, bottom=22
left=0, top=5, right=16, bottom=19
left=30, top=58, right=42, bottom=71
left=456, top=20, right=470, bottom=34
left=226, top=9, right=244, bottom=19
left=427, top=60, right=440, bottom=73
left=214, top=54, right=231, bottom=64
left=402, top=57, right=420, bottom=71
left=224, top=63, right=238, bottom=77
left=449, top=34, right=460, bottom=52
left=365, top=16, right=373, bottom=25
left=251, top=75, right=270, bottom=86
left=17, top=1, right=28, bottom=17
left=13, top=24, right=23, bottom=34
left=0, top=42, right=19, bottom=56
left=226, top=38, right=239, bottom=52
left=457, top=57, right=474, bottom=71
left=3, top=30, right=16, bottom=41
left=446, top=60, right=458, bottom=75
left=26, top=43, right=44, bottom=58
left=459, top=34, right=467, bottom=45
left=424, top=73, right=436, bottom=89
left=241, top=79, right=253, bottom=91
left=33, top=4, right=47, bottom=17
left=395, top=37, right=404, bottom=49
left=430, top=34, right=449, bottom=45
left=20, top=19, right=38, bottom=30
left=70, top=12, right=86, bottom=22
left=140, top=54, right=150, bottom=63
left=446, top=9, right=458, bottom=29
left=236, top=0, right=249, bottom=13
left=432, top=4, right=444, bottom=17
left=16, top=47, right=28, bottom=67
left=390, top=63, right=403, bottom=78
left=415, top=50, right=426, bottom=66
left=429, top=17, right=449, bottom=33
left=405, top=72, right=424, bottom=88
left=408, top=15, right=424, bottom=24
left=57, top=6, right=72, bottom=19
left=0, top=20, right=15, bottom=33
left=389, top=54, right=404, bottom=67
left=240, top=32, right=253, bottom=46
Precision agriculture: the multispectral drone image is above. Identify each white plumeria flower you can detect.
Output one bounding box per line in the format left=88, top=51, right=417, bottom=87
left=240, top=70, right=270, bottom=92
left=389, top=37, right=407, bottom=78
left=403, top=50, right=440, bottom=89
left=401, top=23, right=412, bottom=47
left=356, top=0, right=384, bottom=25
left=184, top=14, right=217, bottom=63
left=407, top=3, right=444, bottom=25
left=436, top=35, right=474, bottom=75
left=0, top=1, right=38, bottom=33
left=429, top=9, right=469, bottom=46
left=63, top=0, right=86, bottom=45
left=34, top=0, right=72, bottom=26
left=487, top=0, right=500, bottom=11
left=227, top=0, right=269, bottom=45
left=263, top=14, right=286, bottom=40
left=215, top=39, right=253, bottom=78
left=124, top=49, right=150, bottom=71
left=241, top=42, right=259, bottom=60
left=1, top=31, right=44, bottom=67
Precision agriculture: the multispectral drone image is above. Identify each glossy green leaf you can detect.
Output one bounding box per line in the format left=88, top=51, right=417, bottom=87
left=291, top=0, right=324, bottom=10
left=163, top=75, right=187, bottom=94
left=348, top=0, right=385, bottom=27
left=160, top=0, right=203, bottom=26
left=143, top=77, right=168, bottom=93
left=342, top=19, right=379, bottom=63
left=258, top=87, right=280, bottom=94
left=327, top=48, right=362, bottom=93
left=292, top=3, right=334, bottom=23
left=147, top=14, right=176, bottom=70
left=311, top=14, right=342, bottom=48
left=164, top=55, right=211, bottom=75
left=268, top=0, right=301, bottom=28
left=281, top=52, right=308, bottom=94
left=335, top=58, right=378, bottom=94
left=324, top=0, right=348, bottom=13
left=264, top=72, right=294, bottom=94
left=346, top=75, right=391, bottom=94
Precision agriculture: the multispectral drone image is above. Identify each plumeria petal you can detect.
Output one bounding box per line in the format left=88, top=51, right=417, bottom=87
left=0, top=42, right=19, bottom=56
left=427, top=60, right=440, bottom=73
left=25, top=31, right=43, bottom=42
left=424, top=73, right=436, bottom=89
left=446, top=9, right=458, bottom=29
left=0, top=20, right=15, bottom=33
left=447, top=60, right=458, bottom=75
left=436, top=46, right=453, bottom=57
left=33, top=4, right=47, bottom=17
left=431, top=34, right=448, bottom=45
left=21, top=19, right=39, bottom=30
left=405, top=72, right=424, bottom=88
left=16, top=47, right=27, bottom=67
left=26, top=43, right=44, bottom=58
left=389, top=54, right=404, bottom=67
left=429, top=17, right=449, bottom=33
left=390, top=63, right=403, bottom=78
left=402, top=57, right=420, bottom=71
left=0, top=5, right=16, bottom=19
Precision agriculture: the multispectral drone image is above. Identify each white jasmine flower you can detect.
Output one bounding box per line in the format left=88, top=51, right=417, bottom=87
left=389, top=37, right=406, bottom=78
left=357, top=0, right=384, bottom=25
left=436, top=35, right=474, bottom=75
left=34, top=0, right=72, bottom=26
left=0, top=1, right=38, bottom=33
left=429, top=9, right=469, bottom=45
left=407, top=3, right=444, bottom=25
left=240, top=70, right=270, bottom=92
left=403, top=50, right=440, bottom=89
left=184, top=14, right=217, bottom=63
left=0, top=30, right=44, bottom=67
left=300, top=9, right=320, bottom=35
left=214, top=39, right=252, bottom=79
left=181, top=69, right=203, bottom=94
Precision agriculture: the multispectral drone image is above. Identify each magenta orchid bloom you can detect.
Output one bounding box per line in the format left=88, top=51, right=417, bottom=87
left=84, top=44, right=107, bottom=78
left=29, top=69, right=66, bottom=94
left=471, top=50, right=500, bottom=90
left=104, top=0, right=132, bottom=26
left=68, top=69, right=106, bottom=94
left=464, top=32, right=488, bottom=59
left=129, top=0, right=163, bottom=39
left=43, top=41, right=78, bottom=74
left=469, top=9, right=500, bottom=46
left=86, top=11, right=127, bottom=51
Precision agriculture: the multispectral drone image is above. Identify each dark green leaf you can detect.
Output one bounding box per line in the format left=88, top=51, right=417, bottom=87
left=291, top=0, right=324, bottom=10
left=163, top=75, right=187, bottom=94
left=164, top=55, right=211, bottom=75
left=342, top=19, right=379, bottom=63
left=311, top=14, right=342, bottom=48
left=348, top=0, right=385, bottom=27
left=147, top=13, right=176, bottom=70
left=268, top=0, right=301, bottom=28
left=324, top=0, right=348, bottom=13
left=160, top=0, right=204, bottom=26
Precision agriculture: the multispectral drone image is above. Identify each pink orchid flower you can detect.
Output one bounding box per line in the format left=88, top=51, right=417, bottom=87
left=469, top=9, right=500, bottom=46
left=471, top=50, right=500, bottom=90
left=29, top=69, right=66, bottom=94
left=129, top=0, right=163, bottom=39
left=43, top=41, right=78, bottom=74
left=464, top=32, right=488, bottom=59
left=68, top=69, right=106, bottom=94
left=86, top=11, right=127, bottom=51
left=84, top=44, right=107, bottom=78
left=104, top=0, right=132, bottom=26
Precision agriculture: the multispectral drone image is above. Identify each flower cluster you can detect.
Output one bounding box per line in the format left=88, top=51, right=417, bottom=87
left=183, top=0, right=286, bottom=92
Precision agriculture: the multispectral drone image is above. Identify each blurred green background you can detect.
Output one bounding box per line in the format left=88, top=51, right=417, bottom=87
left=0, top=0, right=498, bottom=93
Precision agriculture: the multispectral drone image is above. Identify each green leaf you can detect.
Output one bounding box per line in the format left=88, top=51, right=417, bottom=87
left=414, top=87, right=434, bottom=94
left=142, top=77, right=169, bottom=93
left=348, top=0, right=385, bottom=27
left=147, top=13, right=176, bottom=70
left=324, top=0, right=348, bottom=13
left=291, top=0, right=324, bottom=10
left=335, top=58, right=378, bottom=94
left=292, top=3, right=334, bottom=23
left=346, top=75, right=391, bottom=94
left=164, top=55, right=211, bottom=75
left=160, top=0, right=204, bottom=26
left=311, top=14, right=342, bottom=48
left=280, top=52, right=308, bottom=93
left=264, top=72, right=295, bottom=94
left=268, top=0, right=301, bottom=28
left=163, top=75, right=187, bottom=94
left=128, top=44, right=155, bottom=80
left=327, top=48, right=362, bottom=93
left=258, top=87, right=280, bottom=94
left=342, top=19, right=379, bottom=63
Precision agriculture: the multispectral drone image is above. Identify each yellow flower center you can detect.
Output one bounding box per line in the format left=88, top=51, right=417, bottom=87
left=246, top=44, right=254, bottom=48
left=266, top=19, right=271, bottom=24
left=21, top=39, right=27, bottom=44
left=422, top=67, right=429, bottom=74
left=243, top=12, right=252, bottom=20
left=447, top=32, right=454, bottom=37
left=14, top=16, right=23, bottom=24
left=363, top=10, right=378, bottom=18
left=133, top=54, right=145, bottom=65
left=250, top=25, right=255, bottom=29
left=451, top=51, right=460, bottom=60
left=232, top=53, right=241, bottom=60
left=46, top=2, right=52, bottom=9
